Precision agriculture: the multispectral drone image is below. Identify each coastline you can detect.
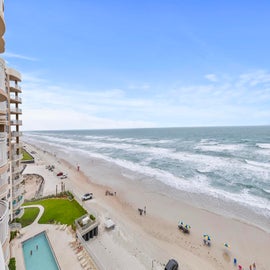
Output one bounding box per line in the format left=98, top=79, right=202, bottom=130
left=23, top=141, right=270, bottom=269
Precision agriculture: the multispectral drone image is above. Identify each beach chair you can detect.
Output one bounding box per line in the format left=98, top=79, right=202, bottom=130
left=80, top=259, right=88, bottom=268
left=61, top=224, right=67, bottom=231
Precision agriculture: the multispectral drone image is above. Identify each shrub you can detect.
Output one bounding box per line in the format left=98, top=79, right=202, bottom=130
left=10, top=231, right=18, bottom=242
left=90, top=214, right=96, bottom=221
left=8, top=257, right=16, bottom=270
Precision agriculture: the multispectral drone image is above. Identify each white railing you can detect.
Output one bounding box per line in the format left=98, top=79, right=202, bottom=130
left=9, top=96, right=21, bottom=103
left=12, top=153, right=22, bottom=161
left=11, top=142, right=23, bottom=149
left=13, top=185, right=23, bottom=198
left=0, top=101, right=6, bottom=112
left=0, top=59, right=5, bottom=93
left=10, top=84, right=22, bottom=92
left=0, top=200, right=9, bottom=245
left=0, top=132, right=6, bottom=142
left=11, top=131, right=22, bottom=137
left=10, top=108, right=22, bottom=114
left=10, top=120, right=22, bottom=125
left=0, top=172, right=8, bottom=186
left=0, top=140, right=7, bottom=167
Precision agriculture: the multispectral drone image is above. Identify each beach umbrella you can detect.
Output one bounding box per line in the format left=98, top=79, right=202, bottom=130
left=203, top=234, right=211, bottom=241
left=224, top=243, right=230, bottom=248
left=185, top=224, right=191, bottom=229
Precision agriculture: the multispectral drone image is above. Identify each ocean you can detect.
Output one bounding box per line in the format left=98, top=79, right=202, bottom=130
left=23, top=126, right=270, bottom=231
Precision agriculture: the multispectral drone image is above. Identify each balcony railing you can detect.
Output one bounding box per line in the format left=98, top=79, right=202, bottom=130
left=12, top=185, right=24, bottom=198
left=9, top=96, right=22, bottom=103
left=11, top=142, right=23, bottom=149
left=12, top=195, right=24, bottom=210
left=13, top=208, right=24, bottom=219
left=12, top=175, right=23, bottom=186
left=12, top=153, right=23, bottom=161
left=12, top=165, right=23, bottom=174
left=9, top=85, right=22, bottom=93
left=0, top=132, right=6, bottom=142
left=0, top=116, right=6, bottom=125
left=0, top=172, right=8, bottom=197
left=11, top=131, right=22, bottom=137
left=0, top=200, right=9, bottom=245
left=10, top=120, right=22, bottom=125
left=10, top=108, right=22, bottom=114
left=6, top=68, right=22, bottom=82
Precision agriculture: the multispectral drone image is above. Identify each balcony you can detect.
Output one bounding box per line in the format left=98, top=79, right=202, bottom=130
left=9, top=85, right=22, bottom=93
left=0, top=115, right=6, bottom=125
left=6, top=68, right=21, bottom=82
left=10, top=107, right=22, bottom=114
left=12, top=165, right=22, bottom=175
left=12, top=185, right=24, bottom=198
left=0, top=59, right=7, bottom=100
left=11, top=131, right=22, bottom=137
left=0, top=101, right=6, bottom=115
left=0, top=172, right=8, bottom=198
left=12, top=153, right=22, bottom=161
left=13, top=207, right=24, bottom=219
left=0, top=132, right=6, bottom=142
left=12, top=195, right=24, bottom=210
left=0, top=200, right=9, bottom=245
left=9, top=96, right=22, bottom=104
left=11, top=141, right=23, bottom=150
left=12, top=175, right=23, bottom=186
left=10, top=120, right=22, bottom=126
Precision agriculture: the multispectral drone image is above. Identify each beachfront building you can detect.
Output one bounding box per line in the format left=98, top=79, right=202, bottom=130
left=0, top=0, right=23, bottom=269
left=0, top=1, right=9, bottom=269
left=7, top=67, right=23, bottom=220
left=75, top=214, right=99, bottom=241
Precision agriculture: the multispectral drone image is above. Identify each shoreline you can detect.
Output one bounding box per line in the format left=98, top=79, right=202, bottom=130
left=23, top=141, right=270, bottom=269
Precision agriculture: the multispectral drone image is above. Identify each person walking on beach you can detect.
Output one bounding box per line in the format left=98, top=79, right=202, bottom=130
left=144, top=206, right=146, bottom=215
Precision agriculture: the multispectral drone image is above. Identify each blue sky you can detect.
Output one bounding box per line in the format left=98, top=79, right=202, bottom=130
left=3, top=0, right=270, bottom=130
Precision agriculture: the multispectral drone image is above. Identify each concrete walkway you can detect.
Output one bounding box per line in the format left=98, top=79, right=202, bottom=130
left=22, top=205, right=44, bottom=224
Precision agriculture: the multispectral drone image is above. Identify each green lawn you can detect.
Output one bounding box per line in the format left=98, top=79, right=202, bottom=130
left=22, top=149, right=34, bottom=161
left=16, top=207, right=40, bottom=227
left=24, top=198, right=87, bottom=225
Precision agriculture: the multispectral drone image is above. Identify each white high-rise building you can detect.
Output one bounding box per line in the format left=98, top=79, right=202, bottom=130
left=0, top=1, right=23, bottom=269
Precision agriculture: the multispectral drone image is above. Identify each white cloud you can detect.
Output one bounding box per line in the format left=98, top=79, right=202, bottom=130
left=19, top=69, right=270, bottom=130
left=3, top=52, right=38, bottom=61
left=205, top=73, right=218, bottom=82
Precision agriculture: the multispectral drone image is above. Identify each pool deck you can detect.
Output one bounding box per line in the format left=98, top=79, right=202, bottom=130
left=11, top=222, right=83, bottom=270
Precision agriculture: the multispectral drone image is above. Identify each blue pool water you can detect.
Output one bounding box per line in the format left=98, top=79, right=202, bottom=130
left=22, top=232, right=60, bottom=270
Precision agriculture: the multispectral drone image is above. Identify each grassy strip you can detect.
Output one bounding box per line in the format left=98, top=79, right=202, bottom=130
left=15, top=207, right=40, bottom=227
left=22, top=149, right=34, bottom=161
left=24, top=198, right=87, bottom=225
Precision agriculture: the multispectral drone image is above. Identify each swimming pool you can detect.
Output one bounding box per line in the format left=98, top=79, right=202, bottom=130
left=22, top=231, right=60, bottom=270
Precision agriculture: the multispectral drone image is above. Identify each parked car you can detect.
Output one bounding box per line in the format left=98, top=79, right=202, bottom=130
left=164, top=259, right=178, bottom=270
left=60, top=174, right=67, bottom=179
left=81, top=193, right=93, bottom=201
left=57, top=172, right=63, bottom=176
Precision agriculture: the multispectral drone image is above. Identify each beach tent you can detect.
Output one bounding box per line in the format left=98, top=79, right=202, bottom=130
left=104, top=218, right=115, bottom=230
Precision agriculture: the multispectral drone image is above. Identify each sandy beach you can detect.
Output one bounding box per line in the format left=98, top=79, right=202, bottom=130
left=20, top=142, right=270, bottom=270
